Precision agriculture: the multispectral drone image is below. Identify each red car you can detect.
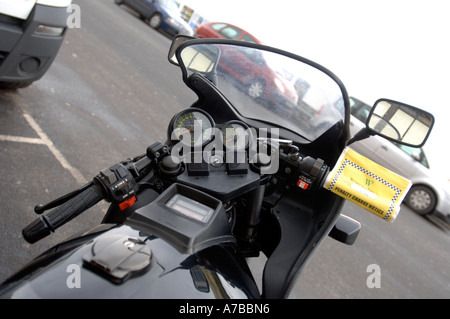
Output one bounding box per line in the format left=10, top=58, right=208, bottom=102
left=217, top=46, right=298, bottom=106
left=195, top=22, right=261, bottom=43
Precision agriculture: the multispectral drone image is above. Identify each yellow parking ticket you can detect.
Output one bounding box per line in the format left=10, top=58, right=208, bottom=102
left=324, top=147, right=412, bottom=222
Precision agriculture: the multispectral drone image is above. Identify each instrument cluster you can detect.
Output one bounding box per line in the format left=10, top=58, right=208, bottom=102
left=168, top=107, right=252, bottom=151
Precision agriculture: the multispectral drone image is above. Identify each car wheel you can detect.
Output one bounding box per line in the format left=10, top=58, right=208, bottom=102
left=148, top=13, right=162, bottom=29
left=404, top=185, right=437, bottom=215
left=248, top=79, right=265, bottom=99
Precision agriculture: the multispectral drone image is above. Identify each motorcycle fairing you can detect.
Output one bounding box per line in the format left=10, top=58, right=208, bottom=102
left=261, top=188, right=345, bottom=298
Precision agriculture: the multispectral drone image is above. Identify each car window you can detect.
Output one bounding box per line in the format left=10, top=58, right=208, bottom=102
left=350, top=100, right=371, bottom=123
left=241, top=34, right=256, bottom=43
left=159, top=0, right=179, bottom=12
left=219, top=26, right=242, bottom=40
left=211, top=23, right=227, bottom=31
left=397, top=144, right=430, bottom=168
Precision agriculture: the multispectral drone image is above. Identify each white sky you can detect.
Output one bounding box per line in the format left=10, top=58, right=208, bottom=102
left=183, top=0, right=450, bottom=179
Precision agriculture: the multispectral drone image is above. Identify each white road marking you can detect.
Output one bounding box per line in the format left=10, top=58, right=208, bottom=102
left=0, top=134, right=45, bottom=145
left=1, top=89, right=88, bottom=185
left=0, top=112, right=87, bottom=185
left=22, top=113, right=88, bottom=185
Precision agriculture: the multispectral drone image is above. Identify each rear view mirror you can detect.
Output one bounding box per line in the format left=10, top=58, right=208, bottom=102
left=179, top=44, right=219, bottom=74
left=168, top=37, right=221, bottom=83
left=367, top=99, right=434, bottom=147
left=168, top=35, right=196, bottom=65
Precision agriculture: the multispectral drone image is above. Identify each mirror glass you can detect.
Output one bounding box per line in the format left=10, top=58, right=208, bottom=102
left=367, top=99, right=434, bottom=147
left=168, top=35, right=195, bottom=65
left=179, top=45, right=219, bottom=73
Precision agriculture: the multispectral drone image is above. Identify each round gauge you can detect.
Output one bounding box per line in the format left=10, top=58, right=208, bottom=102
left=171, top=108, right=215, bottom=147
left=222, top=121, right=251, bottom=150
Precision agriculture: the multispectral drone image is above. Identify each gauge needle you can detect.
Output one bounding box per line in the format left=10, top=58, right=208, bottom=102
left=180, top=129, right=191, bottom=134
left=226, top=135, right=239, bottom=143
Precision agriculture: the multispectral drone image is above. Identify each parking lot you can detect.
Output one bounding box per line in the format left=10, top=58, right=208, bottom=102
left=0, top=0, right=449, bottom=298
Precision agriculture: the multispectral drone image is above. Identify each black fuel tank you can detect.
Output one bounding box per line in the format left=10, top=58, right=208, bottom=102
left=0, top=225, right=260, bottom=299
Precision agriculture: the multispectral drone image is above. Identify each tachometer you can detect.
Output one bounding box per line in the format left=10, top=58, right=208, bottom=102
left=170, top=108, right=215, bottom=147
left=222, top=121, right=251, bottom=150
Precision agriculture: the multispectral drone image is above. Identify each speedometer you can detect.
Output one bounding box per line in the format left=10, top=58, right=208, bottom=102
left=170, top=108, right=215, bottom=147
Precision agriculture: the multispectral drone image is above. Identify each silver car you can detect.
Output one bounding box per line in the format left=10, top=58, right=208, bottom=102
left=348, top=97, right=450, bottom=220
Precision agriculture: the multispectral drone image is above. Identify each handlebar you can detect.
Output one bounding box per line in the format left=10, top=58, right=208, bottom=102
left=22, top=184, right=104, bottom=244
left=21, top=140, right=327, bottom=244
left=22, top=145, right=159, bottom=244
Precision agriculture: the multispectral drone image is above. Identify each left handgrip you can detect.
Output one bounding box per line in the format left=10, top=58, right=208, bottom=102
left=22, top=185, right=104, bottom=244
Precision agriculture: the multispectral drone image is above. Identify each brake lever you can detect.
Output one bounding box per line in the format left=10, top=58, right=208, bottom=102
left=34, top=182, right=94, bottom=214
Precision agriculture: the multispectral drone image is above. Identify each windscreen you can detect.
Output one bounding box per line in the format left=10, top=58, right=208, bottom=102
left=179, top=43, right=345, bottom=141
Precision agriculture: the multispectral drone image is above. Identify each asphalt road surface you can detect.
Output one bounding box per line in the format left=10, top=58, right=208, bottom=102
left=1, top=0, right=449, bottom=299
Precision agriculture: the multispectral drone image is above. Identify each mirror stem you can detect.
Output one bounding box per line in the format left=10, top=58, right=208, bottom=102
left=347, top=127, right=374, bottom=146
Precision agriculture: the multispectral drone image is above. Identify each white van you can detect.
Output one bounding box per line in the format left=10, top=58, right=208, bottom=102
left=0, top=0, right=72, bottom=88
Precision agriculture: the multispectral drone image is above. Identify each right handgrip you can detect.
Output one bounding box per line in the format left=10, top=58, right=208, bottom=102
left=22, top=185, right=104, bottom=244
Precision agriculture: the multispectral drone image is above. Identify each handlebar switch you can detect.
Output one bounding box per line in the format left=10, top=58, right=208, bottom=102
left=296, top=156, right=329, bottom=191
left=95, top=163, right=137, bottom=203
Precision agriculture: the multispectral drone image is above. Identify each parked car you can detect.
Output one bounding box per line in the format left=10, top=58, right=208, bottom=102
left=115, top=0, right=194, bottom=37
left=217, top=45, right=298, bottom=107
left=0, top=0, right=72, bottom=89
left=195, top=22, right=261, bottom=43
left=349, top=97, right=450, bottom=219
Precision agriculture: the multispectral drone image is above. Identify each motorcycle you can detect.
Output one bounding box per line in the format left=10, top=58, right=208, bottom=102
left=0, top=37, right=434, bottom=299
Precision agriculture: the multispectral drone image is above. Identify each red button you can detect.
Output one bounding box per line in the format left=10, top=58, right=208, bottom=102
left=297, top=179, right=309, bottom=190
left=119, top=196, right=137, bottom=211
